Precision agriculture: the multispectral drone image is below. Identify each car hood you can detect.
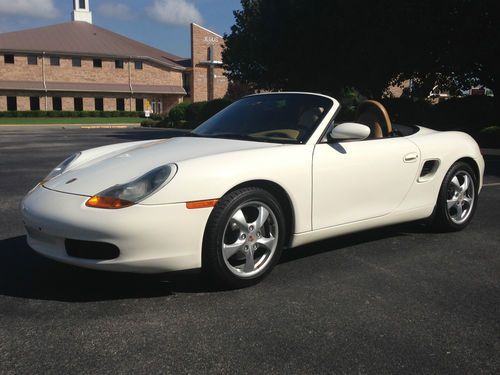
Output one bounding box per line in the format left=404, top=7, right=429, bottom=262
left=43, top=136, right=278, bottom=196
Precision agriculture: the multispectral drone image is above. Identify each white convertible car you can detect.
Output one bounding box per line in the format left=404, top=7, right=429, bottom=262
left=21, top=93, right=484, bottom=287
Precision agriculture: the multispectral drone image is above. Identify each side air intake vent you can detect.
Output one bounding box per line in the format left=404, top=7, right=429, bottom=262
left=421, top=160, right=437, bottom=177
left=418, top=159, right=440, bottom=182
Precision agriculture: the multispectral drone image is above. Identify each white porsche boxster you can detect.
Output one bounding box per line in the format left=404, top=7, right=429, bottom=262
left=21, top=93, right=484, bottom=287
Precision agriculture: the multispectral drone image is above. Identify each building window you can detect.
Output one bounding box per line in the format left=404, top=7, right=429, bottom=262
left=72, top=57, right=82, bottom=67
left=7, top=97, right=17, bottom=111
left=95, top=97, right=104, bottom=111
left=27, top=55, right=38, bottom=65
left=207, top=46, right=214, bottom=61
left=135, top=98, right=144, bottom=112
left=79, top=0, right=86, bottom=9
left=52, top=97, right=62, bottom=111
left=30, top=97, right=40, bottom=111
left=93, top=59, right=102, bottom=68
left=134, top=61, right=143, bottom=70
left=116, top=98, right=125, bottom=111
left=4, top=54, right=14, bottom=64
left=183, top=72, right=191, bottom=95
left=50, top=56, right=60, bottom=66
left=74, top=97, right=83, bottom=111
left=115, top=60, right=124, bottom=69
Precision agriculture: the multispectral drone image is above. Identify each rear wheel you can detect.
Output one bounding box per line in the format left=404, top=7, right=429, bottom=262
left=431, top=161, right=478, bottom=231
left=203, top=187, right=285, bottom=288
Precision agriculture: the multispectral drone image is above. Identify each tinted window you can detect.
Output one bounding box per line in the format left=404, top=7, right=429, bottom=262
left=193, top=94, right=333, bottom=144
left=27, top=55, right=38, bottom=65
left=135, top=98, right=144, bottom=111
left=117, top=98, right=125, bottom=111
left=52, top=97, right=62, bottom=111
left=79, top=0, right=86, bottom=9
left=4, top=54, right=14, bottom=64
left=7, top=97, right=17, bottom=111
left=72, top=57, right=82, bottom=67
left=50, top=56, right=60, bottom=66
left=115, top=60, right=124, bottom=69
left=95, top=97, right=104, bottom=111
left=74, top=97, right=83, bottom=111
left=134, top=61, right=143, bottom=70
left=30, top=97, right=40, bottom=111
left=93, top=59, right=102, bottom=68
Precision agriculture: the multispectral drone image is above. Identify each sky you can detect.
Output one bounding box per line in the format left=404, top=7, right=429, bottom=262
left=0, top=0, right=242, bottom=57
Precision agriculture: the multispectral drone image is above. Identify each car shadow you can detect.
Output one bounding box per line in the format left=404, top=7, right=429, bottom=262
left=279, top=221, right=426, bottom=264
left=0, top=236, right=178, bottom=302
left=0, top=222, right=428, bottom=302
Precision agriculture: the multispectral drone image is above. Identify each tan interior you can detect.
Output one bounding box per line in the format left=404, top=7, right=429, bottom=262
left=355, top=100, right=393, bottom=139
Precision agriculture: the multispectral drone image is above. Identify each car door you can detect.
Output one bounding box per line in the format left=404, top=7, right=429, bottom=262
left=312, top=137, right=420, bottom=230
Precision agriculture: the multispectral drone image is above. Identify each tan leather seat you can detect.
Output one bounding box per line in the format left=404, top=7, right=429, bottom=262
left=355, top=100, right=392, bottom=139
left=356, top=111, right=384, bottom=139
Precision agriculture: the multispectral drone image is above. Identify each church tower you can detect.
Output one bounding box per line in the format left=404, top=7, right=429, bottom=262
left=72, top=0, right=93, bottom=24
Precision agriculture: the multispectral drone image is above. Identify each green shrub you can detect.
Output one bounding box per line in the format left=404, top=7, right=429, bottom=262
left=185, top=101, right=207, bottom=124
left=430, top=96, right=497, bottom=131
left=141, top=119, right=160, bottom=127
left=149, top=113, right=168, bottom=121
left=0, top=110, right=144, bottom=118
left=198, top=98, right=233, bottom=123
left=166, top=99, right=234, bottom=129
left=30, top=111, right=48, bottom=117
left=378, top=96, right=498, bottom=133
left=169, top=102, right=190, bottom=123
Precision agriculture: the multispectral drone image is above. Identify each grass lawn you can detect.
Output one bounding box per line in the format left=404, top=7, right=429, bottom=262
left=0, top=117, right=142, bottom=125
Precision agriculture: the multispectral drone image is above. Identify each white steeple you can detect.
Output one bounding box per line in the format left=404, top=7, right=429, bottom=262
left=72, top=0, right=93, bottom=23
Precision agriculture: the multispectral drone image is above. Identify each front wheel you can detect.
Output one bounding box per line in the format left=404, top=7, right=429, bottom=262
left=430, top=161, right=478, bottom=232
left=203, top=187, right=285, bottom=288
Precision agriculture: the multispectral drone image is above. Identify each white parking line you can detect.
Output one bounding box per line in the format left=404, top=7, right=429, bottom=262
left=484, top=182, right=500, bottom=187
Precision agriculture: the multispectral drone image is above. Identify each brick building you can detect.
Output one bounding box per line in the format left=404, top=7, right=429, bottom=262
left=0, top=0, right=228, bottom=114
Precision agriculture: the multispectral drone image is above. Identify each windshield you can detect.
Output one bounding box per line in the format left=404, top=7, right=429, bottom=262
left=192, top=93, right=333, bottom=144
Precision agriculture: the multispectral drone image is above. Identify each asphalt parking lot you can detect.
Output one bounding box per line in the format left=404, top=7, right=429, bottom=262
left=1, top=126, right=499, bottom=374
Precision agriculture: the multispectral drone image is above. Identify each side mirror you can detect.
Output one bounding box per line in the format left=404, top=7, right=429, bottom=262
left=329, top=122, right=370, bottom=141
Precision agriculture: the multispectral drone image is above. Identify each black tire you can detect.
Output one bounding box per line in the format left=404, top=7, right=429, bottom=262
left=430, top=161, right=478, bottom=232
left=202, top=187, right=286, bottom=288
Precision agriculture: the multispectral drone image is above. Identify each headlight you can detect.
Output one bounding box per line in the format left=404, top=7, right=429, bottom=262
left=85, top=164, right=177, bottom=209
left=41, top=152, right=81, bottom=184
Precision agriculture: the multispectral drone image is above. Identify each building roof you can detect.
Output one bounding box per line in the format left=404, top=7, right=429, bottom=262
left=0, top=80, right=186, bottom=95
left=0, top=21, right=189, bottom=70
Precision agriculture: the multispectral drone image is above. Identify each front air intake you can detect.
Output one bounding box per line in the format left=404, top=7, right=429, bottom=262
left=65, top=239, right=120, bottom=260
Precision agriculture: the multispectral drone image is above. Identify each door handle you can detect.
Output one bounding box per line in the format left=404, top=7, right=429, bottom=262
left=404, top=153, right=419, bottom=163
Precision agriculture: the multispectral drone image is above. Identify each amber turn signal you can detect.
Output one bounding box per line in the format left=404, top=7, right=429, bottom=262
left=186, top=199, right=219, bottom=209
left=85, top=196, right=135, bottom=209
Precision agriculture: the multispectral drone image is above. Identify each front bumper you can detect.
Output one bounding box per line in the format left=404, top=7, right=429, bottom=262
left=21, top=186, right=212, bottom=273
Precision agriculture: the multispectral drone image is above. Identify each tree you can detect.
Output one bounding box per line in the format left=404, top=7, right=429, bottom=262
left=391, top=0, right=499, bottom=99
left=223, top=0, right=499, bottom=99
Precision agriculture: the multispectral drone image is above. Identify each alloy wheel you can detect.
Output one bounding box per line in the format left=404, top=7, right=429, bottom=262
left=221, top=201, right=279, bottom=278
left=446, top=170, right=475, bottom=224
